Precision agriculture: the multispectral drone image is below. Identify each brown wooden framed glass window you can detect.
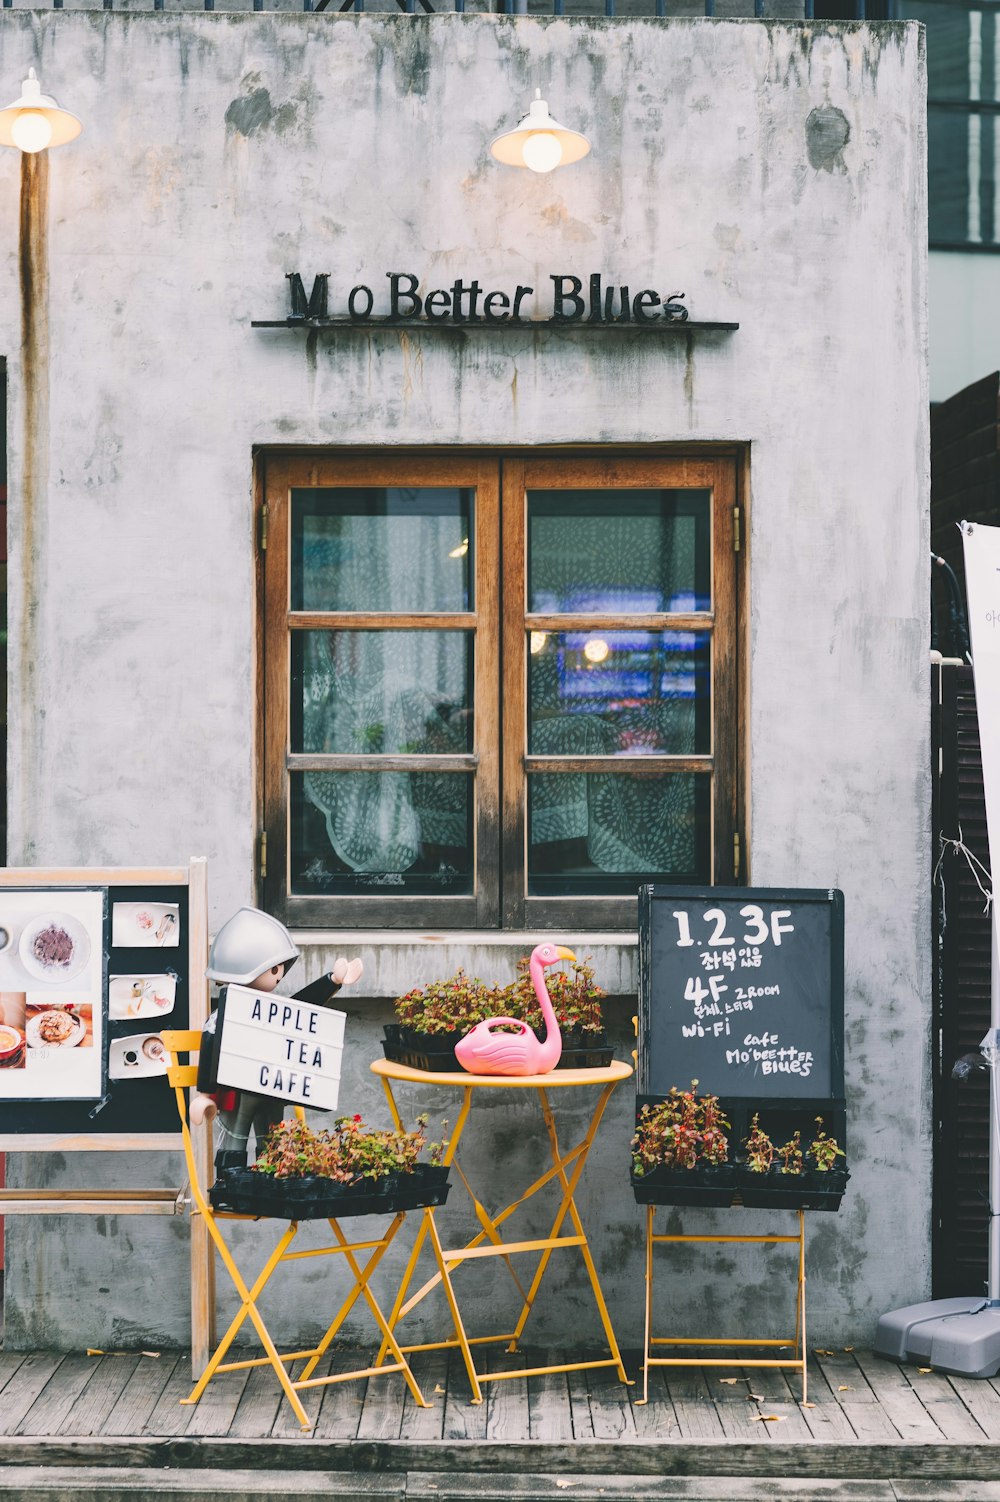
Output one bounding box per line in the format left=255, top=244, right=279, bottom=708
left=262, top=452, right=740, bottom=930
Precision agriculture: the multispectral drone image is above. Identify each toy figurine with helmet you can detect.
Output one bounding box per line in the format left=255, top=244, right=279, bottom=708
left=190, top=906, right=362, bottom=1172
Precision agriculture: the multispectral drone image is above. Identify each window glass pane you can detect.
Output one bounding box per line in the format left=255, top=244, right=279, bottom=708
left=527, top=772, right=711, bottom=896
left=291, top=631, right=473, bottom=754
left=901, top=5, right=975, bottom=102
left=929, top=106, right=977, bottom=243
left=290, top=771, right=473, bottom=896
left=528, top=630, right=710, bottom=755
left=291, top=488, right=474, bottom=612
left=527, top=490, right=711, bottom=614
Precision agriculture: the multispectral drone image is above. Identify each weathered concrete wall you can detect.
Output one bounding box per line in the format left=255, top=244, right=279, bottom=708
left=0, top=13, right=928, bottom=1350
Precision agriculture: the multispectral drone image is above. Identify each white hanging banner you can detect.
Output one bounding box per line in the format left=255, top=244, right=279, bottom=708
left=962, top=521, right=1000, bottom=894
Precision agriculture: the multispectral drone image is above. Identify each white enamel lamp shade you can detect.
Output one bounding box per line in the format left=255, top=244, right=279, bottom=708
left=490, top=89, right=591, bottom=174
left=0, top=69, right=82, bottom=153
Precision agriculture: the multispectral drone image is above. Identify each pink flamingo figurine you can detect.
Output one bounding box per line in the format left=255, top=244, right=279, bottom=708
left=454, top=943, right=576, bottom=1077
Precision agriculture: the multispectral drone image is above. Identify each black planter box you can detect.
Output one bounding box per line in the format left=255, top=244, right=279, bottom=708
left=382, top=1024, right=467, bottom=1073
left=383, top=1023, right=614, bottom=1074
left=210, top=1161, right=451, bottom=1219
left=631, top=1163, right=737, bottom=1208
left=736, top=1165, right=849, bottom=1211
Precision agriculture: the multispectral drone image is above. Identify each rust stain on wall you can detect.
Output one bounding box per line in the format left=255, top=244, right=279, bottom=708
left=18, top=150, right=49, bottom=862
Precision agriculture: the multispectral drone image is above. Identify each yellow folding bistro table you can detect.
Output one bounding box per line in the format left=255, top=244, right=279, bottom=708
left=371, top=1057, right=633, bottom=1402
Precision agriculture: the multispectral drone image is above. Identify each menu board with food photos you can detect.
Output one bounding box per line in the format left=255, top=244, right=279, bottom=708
left=0, top=881, right=192, bottom=1133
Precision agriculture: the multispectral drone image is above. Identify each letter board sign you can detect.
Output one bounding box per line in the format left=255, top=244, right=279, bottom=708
left=638, top=885, right=845, bottom=1103
left=214, top=984, right=346, bottom=1111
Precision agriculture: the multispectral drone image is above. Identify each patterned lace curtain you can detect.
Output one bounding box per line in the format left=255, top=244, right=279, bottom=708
left=298, top=495, right=468, bottom=874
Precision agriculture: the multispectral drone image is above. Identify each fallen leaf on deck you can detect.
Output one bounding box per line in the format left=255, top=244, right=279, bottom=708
left=719, top=1377, right=738, bottom=1385
left=751, top=1414, right=784, bottom=1422
left=838, top=1385, right=851, bottom=1391
left=843, top=1346, right=854, bottom=1353
left=86, top=1349, right=103, bottom=1356
left=747, top=1393, right=764, bottom=1401
left=141, top=1351, right=161, bottom=1359
left=813, top=1349, right=835, bottom=1357
left=918, top=1367, right=934, bottom=1374
left=555, top=1482, right=578, bottom=1490
left=801, top=1401, right=817, bottom=1408
left=434, top=1385, right=446, bottom=1394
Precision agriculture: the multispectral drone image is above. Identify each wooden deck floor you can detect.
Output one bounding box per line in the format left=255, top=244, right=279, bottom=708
left=0, top=1344, right=999, bottom=1450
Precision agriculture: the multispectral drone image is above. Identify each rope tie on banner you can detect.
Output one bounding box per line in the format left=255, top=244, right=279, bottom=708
left=934, top=828, right=993, bottom=919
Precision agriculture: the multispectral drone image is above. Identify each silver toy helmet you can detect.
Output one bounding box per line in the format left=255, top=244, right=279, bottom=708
left=205, top=906, right=300, bottom=985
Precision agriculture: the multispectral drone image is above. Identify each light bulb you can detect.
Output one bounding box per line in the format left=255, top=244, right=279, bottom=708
left=583, top=637, right=610, bottom=664
left=11, top=110, right=52, bottom=154
left=530, top=632, right=548, bottom=656
left=522, top=131, right=562, bottom=174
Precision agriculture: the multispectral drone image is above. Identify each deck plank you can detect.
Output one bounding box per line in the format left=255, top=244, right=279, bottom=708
left=59, top=1354, right=141, bottom=1437
left=101, top=1353, right=180, bottom=1437
left=442, top=1349, right=487, bottom=1441
left=182, top=1351, right=252, bottom=1437
left=356, top=1353, right=406, bottom=1440
left=704, top=1364, right=768, bottom=1443
left=585, top=1354, right=636, bottom=1441
left=6, top=1355, right=84, bottom=1436
left=310, top=1351, right=366, bottom=1440
left=528, top=1349, right=573, bottom=1442
left=399, top=1350, right=447, bottom=1442
left=740, top=1360, right=815, bottom=1442
left=227, top=1357, right=286, bottom=1439
left=793, top=1356, right=858, bottom=1444
left=486, top=1349, right=530, bottom=1442
left=897, top=1360, right=994, bottom=1441
left=566, top=1359, right=596, bottom=1441
left=945, top=1372, right=1000, bottom=1440
left=0, top=1353, right=28, bottom=1399
left=662, top=1366, right=726, bottom=1440
left=13, top=1354, right=94, bottom=1436
left=142, top=1353, right=197, bottom=1436
left=812, top=1353, right=904, bottom=1443
left=628, top=1353, right=676, bottom=1438
left=848, top=1352, right=946, bottom=1442
left=141, top=1357, right=198, bottom=1435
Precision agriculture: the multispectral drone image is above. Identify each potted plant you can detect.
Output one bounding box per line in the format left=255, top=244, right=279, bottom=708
left=384, top=970, right=504, bottom=1072
left=738, top=1113, right=849, bottom=1211
left=384, top=957, right=612, bottom=1071
left=630, top=1082, right=735, bottom=1207
left=503, top=955, right=613, bottom=1067
left=210, top=1113, right=450, bottom=1218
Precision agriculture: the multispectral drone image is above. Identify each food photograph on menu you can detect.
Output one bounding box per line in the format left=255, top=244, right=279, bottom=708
left=111, top=902, right=180, bottom=948
left=0, top=889, right=106, bottom=1100
left=108, top=973, right=177, bottom=1020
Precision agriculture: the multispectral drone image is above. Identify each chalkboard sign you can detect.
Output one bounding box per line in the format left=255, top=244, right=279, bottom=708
left=638, top=885, right=844, bottom=1103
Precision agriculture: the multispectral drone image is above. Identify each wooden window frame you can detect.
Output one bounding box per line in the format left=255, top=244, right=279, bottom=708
left=502, top=455, right=739, bottom=930
left=261, top=451, right=741, bottom=932
left=261, top=453, right=500, bottom=929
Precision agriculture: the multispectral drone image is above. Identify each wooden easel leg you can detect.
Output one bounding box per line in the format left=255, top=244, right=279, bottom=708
left=798, top=1210, right=808, bottom=1405
left=189, top=1116, right=216, bottom=1380
left=187, top=855, right=215, bottom=1381
left=637, top=1204, right=654, bottom=1406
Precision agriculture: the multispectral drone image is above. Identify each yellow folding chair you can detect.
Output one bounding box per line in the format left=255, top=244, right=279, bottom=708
left=163, top=1029, right=431, bottom=1430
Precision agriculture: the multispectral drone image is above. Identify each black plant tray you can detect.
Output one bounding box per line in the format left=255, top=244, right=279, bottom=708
left=736, top=1167, right=850, bottom=1211
left=382, top=1024, right=467, bottom=1074
left=630, top=1165, right=849, bottom=1212
left=631, top=1165, right=737, bottom=1208
left=210, top=1162, right=451, bottom=1219
left=383, top=1024, right=614, bottom=1074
